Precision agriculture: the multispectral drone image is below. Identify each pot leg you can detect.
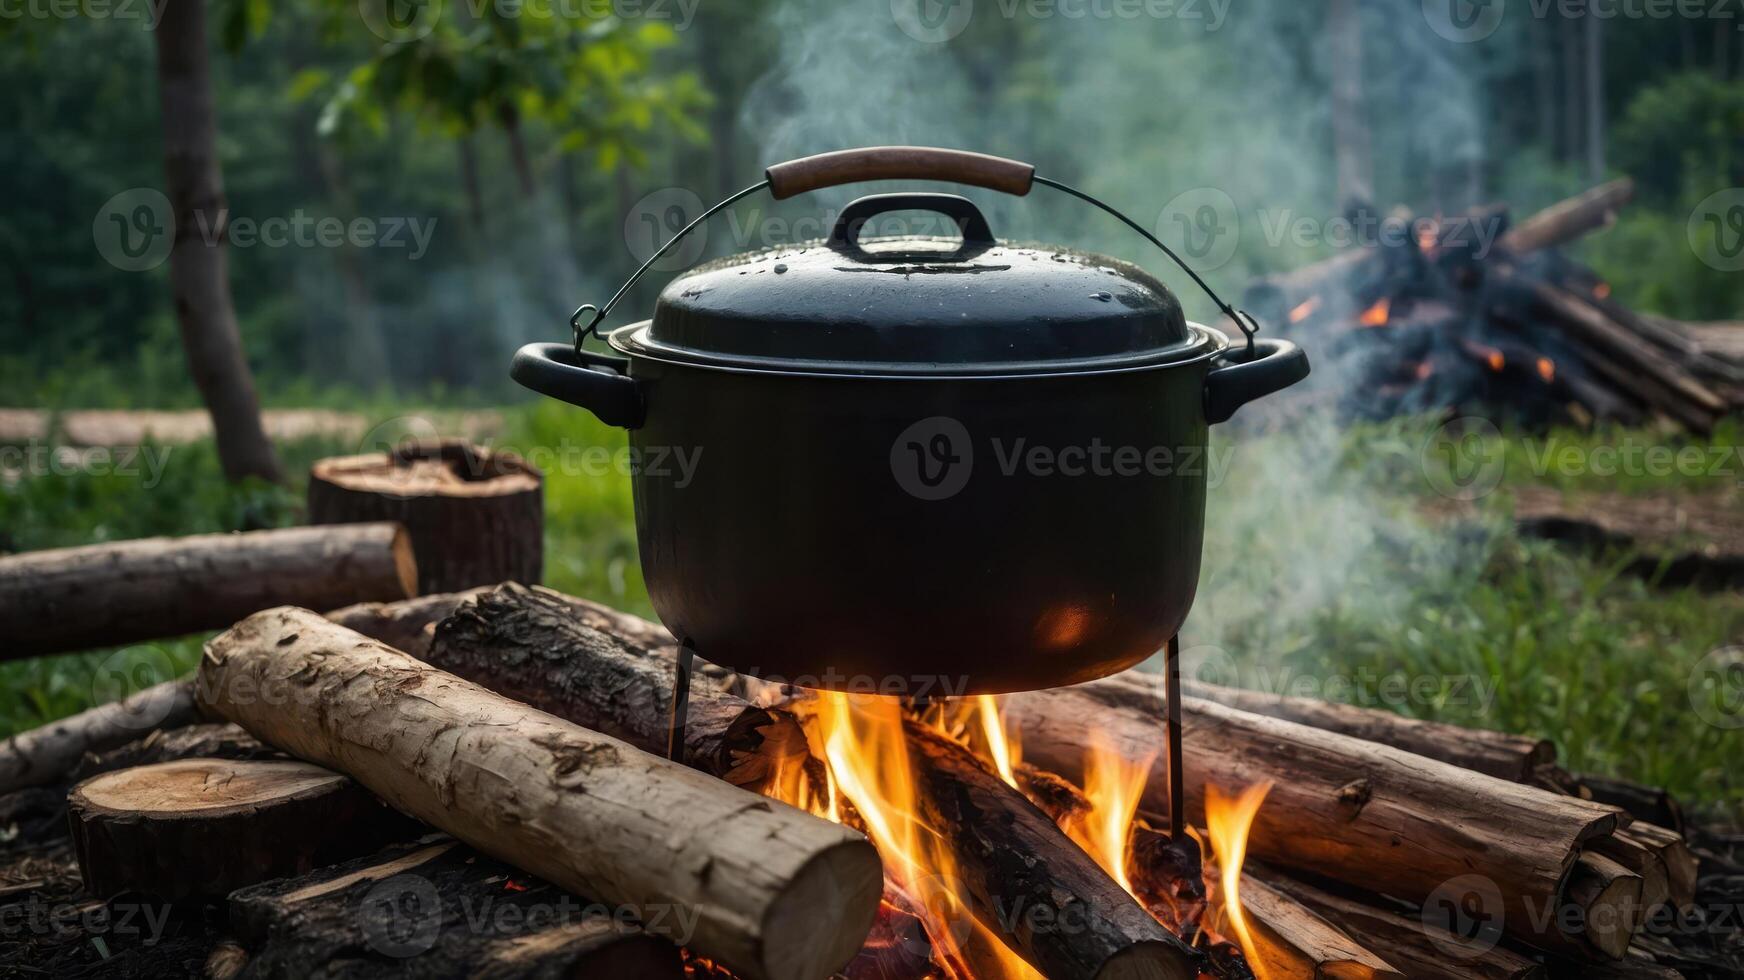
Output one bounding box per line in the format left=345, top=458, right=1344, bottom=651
left=666, top=641, right=697, bottom=764
left=1164, top=633, right=1185, bottom=841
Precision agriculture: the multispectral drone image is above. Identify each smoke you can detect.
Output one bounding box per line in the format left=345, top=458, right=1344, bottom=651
left=734, top=0, right=1499, bottom=671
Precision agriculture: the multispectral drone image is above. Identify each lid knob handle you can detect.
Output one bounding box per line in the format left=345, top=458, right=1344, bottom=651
left=827, top=193, right=995, bottom=254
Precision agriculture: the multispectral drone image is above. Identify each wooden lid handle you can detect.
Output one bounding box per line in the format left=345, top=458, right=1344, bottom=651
left=765, top=146, right=1035, bottom=200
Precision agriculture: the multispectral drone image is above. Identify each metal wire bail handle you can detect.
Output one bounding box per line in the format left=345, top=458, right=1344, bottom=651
left=569, top=149, right=1260, bottom=360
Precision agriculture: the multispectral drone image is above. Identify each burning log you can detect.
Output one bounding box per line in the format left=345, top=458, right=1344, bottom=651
left=1262, top=874, right=1549, bottom=980
left=900, top=720, right=1200, bottom=980
left=0, top=523, right=417, bottom=659
left=195, top=607, right=884, bottom=980
left=0, top=679, right=197, bottom=794
left=67, top=758, right=408, bottom=899
left=424, top=583, right=803, bottom=789
left=428, top=585, right=1199, bottom=980
left=1235, top=875, right=1403, bottom=979
left=1182, top=680, right=1554, bottom=781
left=229, top=837, right=685, bottom=980
left=307, top=443, right=542, bottom=594
left=1499, top=179, right=1635, bottom=254
left=1000, top=674, right=1627, bottom=955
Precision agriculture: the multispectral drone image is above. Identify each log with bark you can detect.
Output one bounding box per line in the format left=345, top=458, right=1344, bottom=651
left=195, top=606, right=883, bottom=980
left=0, top=523, right=417, bottom=659
left=67, top=758, right=409, bottom=898
left=1181, top=679, right=1554, bottom=782
left=1563, top=853, right=1644, bottom=960
left=1262, top=874, right=1549, bottom=980
left=229, top=836, right=685, bottom=980
left=0, top=679, right=197, bottom=794
left=428, top=584, right=1199, bottom=980
left=307, top=443, right=542, bottom=593
left=1499, top=178, right=1635, bottom=254
left=425, top=583, right=803, bottom=789
left=999, top=673, right=1627, bottom=954
left=325, top=586, right=489, bottom=658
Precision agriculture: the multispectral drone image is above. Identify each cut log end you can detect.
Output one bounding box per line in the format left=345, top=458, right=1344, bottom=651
left=387, top=523, right=419, bottom=598
left=762, top=840, right=886, bottom=980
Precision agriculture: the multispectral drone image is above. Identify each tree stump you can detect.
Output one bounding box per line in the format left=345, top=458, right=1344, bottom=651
left=307, top=442, right=542, bottom=593
left=67, top=758, right=410, bottom=899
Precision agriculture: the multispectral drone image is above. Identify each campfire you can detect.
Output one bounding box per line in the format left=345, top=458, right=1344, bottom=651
left=1240, top=179, right=1744, bottom=431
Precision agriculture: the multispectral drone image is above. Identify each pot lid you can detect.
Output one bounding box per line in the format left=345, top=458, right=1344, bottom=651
left=610, top=193, right=1220, bottom=376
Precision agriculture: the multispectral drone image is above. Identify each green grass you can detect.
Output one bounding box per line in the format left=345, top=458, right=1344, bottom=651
left=3, top=407, right=1740, bottom=817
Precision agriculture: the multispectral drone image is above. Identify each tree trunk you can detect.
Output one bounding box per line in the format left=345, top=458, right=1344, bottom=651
left=151, top=0, right=282, bottom=484
left=0, top=523, right=417, bottom=659
left=1326, top=0, right=1374, bottom=210
left=67, top=758, right=408, bottom=898
left=1584, top=13, right=1606, bottom=183
left=196, top=607, right=884, bottom=980
left=499, top=101, right=536, bottom=197
left=306, top=443, right=543, bottom=593
left=458, top=135, right=486, bottom=234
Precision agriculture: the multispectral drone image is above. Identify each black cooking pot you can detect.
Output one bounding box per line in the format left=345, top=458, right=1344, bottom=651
left=513, top=147, right=1307, bottom=695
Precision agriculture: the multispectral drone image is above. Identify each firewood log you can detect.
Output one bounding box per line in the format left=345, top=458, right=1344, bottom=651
left=307, top=443, right=541, bottom=593
left=229, top=836, right=684, bottom=980
left=427, top=585, right=1198, bottom=980
left=69, top=722, right=275, bottom=783
left=1180, top=679, right=1554, bottom=781
left=0, top=679, right=196, bottom=793
left=999, top=675, right=1626, bottom=955
left=0, top=523, right=417, bottom=659
left=1261, top=874, right=1548, bottom=980
left=424, top=583, right=803, bottom=789
left=1564, top=853, right=1644, bottom=960
left=1499, top=179, right=1635, bottom=254
left=1617, top=824, right=1698, bottom=911
left=325, top=586, right=490, bottom=657
left=1590, top=835, right=1670, bottom=919
left=1236, top=875, right=1404, bottom=979
left=196, top=607, right=883, bottom=980
left=67, top=758, right=409, bottom=898
left=1575, top=776, right=1685, bottom=835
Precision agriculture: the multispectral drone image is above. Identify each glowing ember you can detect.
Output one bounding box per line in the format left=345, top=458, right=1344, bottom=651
left=1537, top=357, right=1556, bottom=382
left=1488, top=350, right=1505, bottom=372
left=1593, top=282, right=1611, bottom=299
left=1205, top=782, right=1275, bottom=980
left=1357, top=298, right=1391, bottom=328
left=1288, top=296, right=1321, bottom=324
left=1415, top=361, right=1435, bottom=381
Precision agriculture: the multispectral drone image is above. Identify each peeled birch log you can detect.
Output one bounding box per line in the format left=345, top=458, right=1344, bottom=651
left=67, top=758, right=407, bottom=898
left=1262, top=874, right=1548, bottom=980
left=425, top=583, right=804, bottom=789
left=1180, top=678, right=1554, bottom=781
left=0, top=523, right=416, bottom=659
left=230, top=837, right=684, bottom=980
left=1000, top=674, right=1626, bottom=951
left=196, top=607, right=882, bottom=980
left=307, top=443, right=541, bottom=594
left=0, top=679, right=196, bottom=793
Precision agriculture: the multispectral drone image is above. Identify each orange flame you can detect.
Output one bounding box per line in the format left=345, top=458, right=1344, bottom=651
left=1288, top=296, right=1321, bottom=324
left=1537, top=357, right=1556, bottom=382
left=1205, top=782, right=1275, bottom=980
left=1415, top=361, right=1435, bottom=381
left=1357, top=298, right=1391, bottom=328
left=1065, top=735, right=1155, bottom=895
left=976, top=696, right=1019, bottom=789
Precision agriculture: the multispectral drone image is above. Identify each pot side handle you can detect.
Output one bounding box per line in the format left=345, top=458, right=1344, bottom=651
left=1203, top=338, right=1310, bottom=424
left=511, top=343, right=646, bottom=429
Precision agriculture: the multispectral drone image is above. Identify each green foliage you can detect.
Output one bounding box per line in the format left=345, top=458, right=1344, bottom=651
left=1614, top=71, right=1744, bottom=205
